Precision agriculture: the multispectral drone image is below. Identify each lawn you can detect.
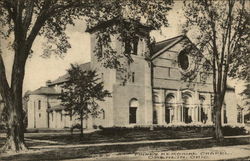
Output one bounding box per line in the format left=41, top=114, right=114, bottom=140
left=0, top=125, right=247, bottom=147
left=0, top=127, right=213, bottom=147
left=0, top=137, right=249, bottom=161
left=0, top=127, right=249, bottom=160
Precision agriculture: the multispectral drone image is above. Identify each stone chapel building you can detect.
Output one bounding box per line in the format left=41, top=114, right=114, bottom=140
left=27, top=20, right=244, bottom=129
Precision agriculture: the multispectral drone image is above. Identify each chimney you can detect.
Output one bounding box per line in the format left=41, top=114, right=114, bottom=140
left=46, top=80, right=52, bottom=87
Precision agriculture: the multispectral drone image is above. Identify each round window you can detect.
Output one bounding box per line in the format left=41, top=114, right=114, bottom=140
left=178, top=51, right=189, bottom=70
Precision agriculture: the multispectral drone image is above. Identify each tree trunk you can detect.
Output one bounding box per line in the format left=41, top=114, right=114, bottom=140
left=1, top=95, right=27, bottom=152
left=0, top=45, right=28, bottom=152
left=80, top=111, right=83, bottom=138
left=214, top=102, right=224, bottom=142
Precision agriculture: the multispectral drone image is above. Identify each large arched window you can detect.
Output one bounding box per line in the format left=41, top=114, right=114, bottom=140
left=178, top=50, right=189, bottom=70
left=129, top=98, right=139, bottom=124
left=165, top=94, right=175, bottom=124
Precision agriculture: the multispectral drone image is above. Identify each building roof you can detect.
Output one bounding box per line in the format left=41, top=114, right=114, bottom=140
left=151, top=35, right=186, bottom=59
left=49, top=62, right=91, bottom=86
left=47, top=104, right=66, bottom=112
left=30, top=87, right=60, bottom=95
left=86, top=17, right=154, bottom=33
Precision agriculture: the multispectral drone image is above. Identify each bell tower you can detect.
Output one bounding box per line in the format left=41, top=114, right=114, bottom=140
left=86, top=18, right=155, bottom=126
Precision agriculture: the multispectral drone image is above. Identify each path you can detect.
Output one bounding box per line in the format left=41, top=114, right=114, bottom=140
left=65, top=144, right=250, bottom=160
left=30, top=135, right=250, bottom=149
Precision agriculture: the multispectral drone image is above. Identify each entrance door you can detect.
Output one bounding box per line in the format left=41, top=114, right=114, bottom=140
left=129, top=107, right=137, bottom=124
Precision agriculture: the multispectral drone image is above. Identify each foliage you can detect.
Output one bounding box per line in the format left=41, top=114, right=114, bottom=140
left=182, top=0, right=249, bottom=141
left=99, top=125, right=248, bottom=137
left=86, top=0, right=174, bottom=69
left=0, top=0, right=174, bottom=151
left=241, top=77, right=250, bottom=109
left=60, top=64, right=110, bottom=132
left=222, top=125, right=247, bottom=136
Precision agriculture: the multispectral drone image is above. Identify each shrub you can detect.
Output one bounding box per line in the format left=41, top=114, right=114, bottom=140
left=222, top=125, right=247, bottom=136
left=99, top=124, right=248, bottom=137
left=93, top=125, right=98, bottom=129
left=98, top=125, right=104, bottom=130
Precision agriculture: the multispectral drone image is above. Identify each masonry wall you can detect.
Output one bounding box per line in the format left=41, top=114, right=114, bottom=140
left=89, top=30, right=153, bottom=126
left=89, top=33, right=117, bottom=127
left=224, top=90, right=238, bottom=124
left=27, top=95, right=49, bottom=128
left=152, top=40, right=213, bottom=92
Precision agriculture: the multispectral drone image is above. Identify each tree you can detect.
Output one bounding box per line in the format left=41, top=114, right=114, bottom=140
left=60, top=64, right=110, bottom=137
left=241, top=76, right=250, bottom=122
left=0, top=0, right=173, bottom=152
left=183, top=0, right=249, bottom=141
left=242, top=82, right=250, bottom=105
left=0, top=0, right=172, bottom=151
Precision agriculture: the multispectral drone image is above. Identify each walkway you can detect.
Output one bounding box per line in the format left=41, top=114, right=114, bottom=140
left=30, top=135, right=250, bottom=150
left=65, top=144, right=250, bottom=160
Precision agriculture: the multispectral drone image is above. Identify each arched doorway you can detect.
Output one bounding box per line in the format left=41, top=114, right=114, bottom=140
left=129, top=98, right=139, bottom=124
left=182, top=93, right=192, bottom=123
left=165, top=94, right=175, bottom=124
left=199, top=95, right=207, bottom=123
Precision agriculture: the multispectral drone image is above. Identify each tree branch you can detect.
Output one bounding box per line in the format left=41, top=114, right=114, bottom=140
left=220, top=0, right=234, bottom=69
left=2, top=0, right=15, bottom=22
left=25, top=0, right=52, bottom=50
left=23, top=0, right=35, bottom=34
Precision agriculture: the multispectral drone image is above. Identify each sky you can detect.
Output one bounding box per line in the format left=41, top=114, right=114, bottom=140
left=0, top=1, right=245, bottom=100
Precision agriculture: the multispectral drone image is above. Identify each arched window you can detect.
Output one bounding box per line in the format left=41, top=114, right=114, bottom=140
left=165, top=94, right=175, bottom=124
left=129, top=98, right=138, bottom=124
left=100, top=109, right=105, bottom=119
left=38, top=100, right=41, bottom=110
left=182, top=93, right=192, bottom=105
left=178, top=50, right=189, bottom=70
left=131, top=72, right=135, bottom=83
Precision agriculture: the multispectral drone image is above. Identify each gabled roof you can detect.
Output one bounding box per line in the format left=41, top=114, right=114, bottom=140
left=30, top=87, right=60, bottom=95
left=151, top=35, right=186, bottom=59
left=49, top=62, right=91, bottom=86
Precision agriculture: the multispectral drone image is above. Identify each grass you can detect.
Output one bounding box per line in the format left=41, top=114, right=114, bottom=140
left=0, top=137, right=249, bottom=161
left=0, top=127, right=249, bottom=160
left=0, top=126, right=247, bottom=147
left=22, top=127, right=213, bottom=146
